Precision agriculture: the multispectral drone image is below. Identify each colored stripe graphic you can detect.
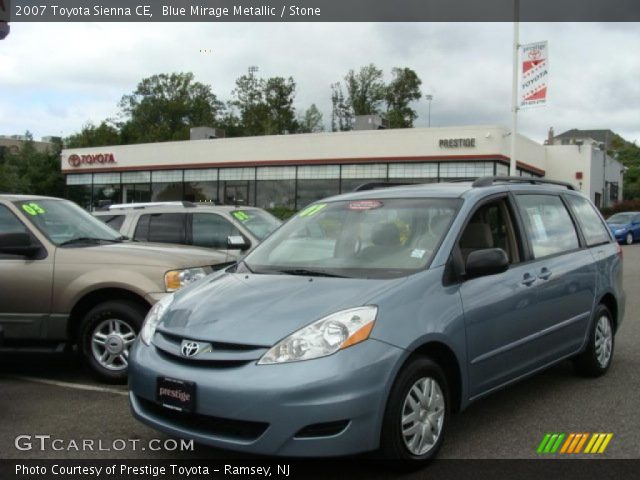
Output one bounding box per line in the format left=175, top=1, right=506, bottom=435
left=539, top=433, right=613, bottom=454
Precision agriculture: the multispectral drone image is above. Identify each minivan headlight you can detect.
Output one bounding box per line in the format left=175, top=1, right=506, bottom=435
left=257, top=306, right=378, bottom=365
left=140, top=294, right=174, bottom=346
left=164, top=267, right=207, bottom=292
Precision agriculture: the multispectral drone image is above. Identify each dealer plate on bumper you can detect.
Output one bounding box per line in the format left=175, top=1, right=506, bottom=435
left=157, top=377, right=196, bottom=413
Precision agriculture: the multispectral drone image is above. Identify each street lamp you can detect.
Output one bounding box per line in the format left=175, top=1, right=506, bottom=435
left=425, top=94, right=433, bottom=127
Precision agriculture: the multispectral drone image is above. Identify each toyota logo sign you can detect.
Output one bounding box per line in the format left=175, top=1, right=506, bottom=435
left=181, top=341, right=200, bottom=357
left=67, top=153, right=116, bottom=168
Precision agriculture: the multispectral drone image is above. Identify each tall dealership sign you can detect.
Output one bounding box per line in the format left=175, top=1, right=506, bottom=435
left=519, top=41, right=549, bottom=108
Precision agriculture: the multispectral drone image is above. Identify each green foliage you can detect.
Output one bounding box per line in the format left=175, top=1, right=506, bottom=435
left=332, top=64, right=423, bottom=130
left=609, top=135, right=640, bottom=200
left=0, top=132, right=64, bottom=197
left=65, top=121, right=120, bottom=148
left=118, top=72, right=224, bottom=143
left=385, top=67, right=423, bottom=128
left=298, top=104, right=324, bottom=133
left=267, top=206, right=297, bottom=220
left=600, top=199, right=640, bottom=217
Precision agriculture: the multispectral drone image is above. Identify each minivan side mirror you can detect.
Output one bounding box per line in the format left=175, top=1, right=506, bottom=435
left=465, top=248, right=509, bottom=279
left=227, top=235, right=251, bottom=251
left=0, top=233, right=40, bottom=257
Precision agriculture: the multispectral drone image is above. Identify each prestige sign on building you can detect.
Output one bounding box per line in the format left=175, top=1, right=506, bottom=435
left=519, top=41, right=549, bottom=108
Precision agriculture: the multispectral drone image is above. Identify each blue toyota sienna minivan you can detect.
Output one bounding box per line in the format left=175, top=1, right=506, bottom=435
left=128, top=177, right=624, bottom=466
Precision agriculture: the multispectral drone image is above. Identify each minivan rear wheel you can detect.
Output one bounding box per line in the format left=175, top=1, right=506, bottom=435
left=625, top=232, right=633, bottom=245
left=380, top=356, right=449, bottom=467
left=79, top=300, right=146, bottom=383
left=573, top=304, right=614, bottom=377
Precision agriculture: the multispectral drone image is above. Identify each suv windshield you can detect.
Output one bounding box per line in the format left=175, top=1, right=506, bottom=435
left=244, top=198, right=461, bottom=279
left=607, top=213, right=635, bottom=224
left=230, top=209, right=281, bottom=240
left=14, top=199, right=124, bottom=246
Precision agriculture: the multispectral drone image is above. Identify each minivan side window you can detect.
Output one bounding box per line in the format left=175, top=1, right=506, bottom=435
left=134, top=213, right=187, bottom=244
left=192, top=213, right=241, bottom=249
left=565, top=195, right=611, bottom=246
left=515, top=195, right=579, bottom=258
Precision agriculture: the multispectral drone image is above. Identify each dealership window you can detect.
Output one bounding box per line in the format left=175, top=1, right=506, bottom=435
left=439, top=161, right=494, bottom=179
left=66, top=174, right=93, bottom=210
left=296, top=165, right=340, bottom=208
left=256, top=167, right=296, bottom=210
left=122, top=171, right=151, bottom=204
left=340, top=163, right=388, bottom=193
left=92, top=173, right=121, bottom=210
left=151, top=170, right=183, bottom=202
left=184, top=169, right=218, bottom=203
left=219, top=168, right=255, bottom=206
left=388, top=163, right=438, bottom=181
left=496, top=163, right=509, bottom=176
left=609, top=182, right=619, bottom=202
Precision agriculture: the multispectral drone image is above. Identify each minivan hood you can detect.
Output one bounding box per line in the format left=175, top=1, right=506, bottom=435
left=55, top=241, right=226, bottom=268
left=158, top=272, right=405, bottom=346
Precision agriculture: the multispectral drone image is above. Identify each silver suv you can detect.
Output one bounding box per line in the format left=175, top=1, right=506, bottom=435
left=94, top=202, right=281, bottom=261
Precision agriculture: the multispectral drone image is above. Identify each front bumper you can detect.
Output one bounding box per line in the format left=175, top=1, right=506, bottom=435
left=128, top=339, right=404, bottom=457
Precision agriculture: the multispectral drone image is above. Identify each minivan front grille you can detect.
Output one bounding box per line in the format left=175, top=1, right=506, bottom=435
left=137, top=396, right=269, bottom=441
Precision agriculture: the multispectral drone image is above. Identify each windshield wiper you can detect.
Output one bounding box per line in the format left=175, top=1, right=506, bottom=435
left=59, top=237, right=123, bottom=246
left=274, top=268, right=347, bottom=278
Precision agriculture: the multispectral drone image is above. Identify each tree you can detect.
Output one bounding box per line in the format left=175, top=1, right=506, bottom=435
left=118, top=72, right=224, bottom=143
left=344, top=64, right=386, bottom=115
left=65, top=121, right=120, bottom=148
left=385, top=67, right=423, bottom=128
left=230, top=72, right=298, bottom=136
left=298, top=104, right=324, bottom=133
left=0, top=132, right=64, bottom=197
left=330, top=83, right=353, bottom=132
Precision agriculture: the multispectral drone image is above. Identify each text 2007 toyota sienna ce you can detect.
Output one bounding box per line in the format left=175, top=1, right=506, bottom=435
left=128, top=177, right=624, bottom=466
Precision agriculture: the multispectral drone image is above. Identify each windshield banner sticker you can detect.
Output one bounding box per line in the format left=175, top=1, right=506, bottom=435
left=22, top=203, right=46, bottom=216
left=299, top=203, right=327, bottom=217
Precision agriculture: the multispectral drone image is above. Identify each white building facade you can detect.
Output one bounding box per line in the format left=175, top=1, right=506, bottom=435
left=60, top=125, right=623, bottom=211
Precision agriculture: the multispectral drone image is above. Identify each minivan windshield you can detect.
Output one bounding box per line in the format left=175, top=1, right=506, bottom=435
left=14, top=199, right=124, bottom=246
left=244, top=198, right=461, bottom=279
left=607, top=213, right=635, bottom=224
left=231, top=209, right=281, bottom=240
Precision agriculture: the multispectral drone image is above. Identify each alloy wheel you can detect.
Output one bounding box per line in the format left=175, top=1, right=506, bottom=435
left=401, top=376, right=445, bottom=456
left=90, top=318, right=136, bottom=371
left=594, top=315, right=613, bottom=368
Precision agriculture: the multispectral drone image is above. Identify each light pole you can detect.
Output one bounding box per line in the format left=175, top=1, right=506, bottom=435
left=425, top=94, right=433, bottom=127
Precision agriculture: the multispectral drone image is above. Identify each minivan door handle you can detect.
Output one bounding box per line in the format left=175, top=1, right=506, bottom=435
left=521, top=273, right=536, bottom=286
left=538, top=268, right=552, bottom=281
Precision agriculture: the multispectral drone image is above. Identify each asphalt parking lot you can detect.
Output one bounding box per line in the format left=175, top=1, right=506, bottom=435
left=1, top=246, right=639, bottom=463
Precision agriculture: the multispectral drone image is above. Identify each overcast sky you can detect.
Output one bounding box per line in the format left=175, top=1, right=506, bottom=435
left=1, top=22, right=639, bottom=144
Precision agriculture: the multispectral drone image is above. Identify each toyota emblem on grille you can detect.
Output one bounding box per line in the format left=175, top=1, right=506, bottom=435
left=181, top=341, right=201, bottom=357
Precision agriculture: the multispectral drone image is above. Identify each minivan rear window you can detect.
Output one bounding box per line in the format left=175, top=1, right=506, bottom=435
left=565, top=195, right=611, bottom=246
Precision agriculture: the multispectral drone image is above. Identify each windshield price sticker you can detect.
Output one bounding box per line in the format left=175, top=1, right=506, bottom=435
left=233, top=211, right=250, bottom=221
left=299, top=203, right=327, bottom=217
left=22, top=203, right=46, bottom=216
left=349, top=200, right=383, bottom=211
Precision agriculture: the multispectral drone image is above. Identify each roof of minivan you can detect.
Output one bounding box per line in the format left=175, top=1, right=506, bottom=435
left=327, top=180, right=579, bottom=203
left=0, top=194, right=62, bottom=201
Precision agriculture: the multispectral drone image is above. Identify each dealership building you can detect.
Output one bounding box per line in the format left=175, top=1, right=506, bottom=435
left=60, top=124, right=624, bottom=212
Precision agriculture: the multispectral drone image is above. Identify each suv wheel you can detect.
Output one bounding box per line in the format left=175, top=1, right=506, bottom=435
left=625, top=232, right=633, bottom=245
left=573, top=304, right=615, bottom=377
left=79, top=300, right=146, bottom=383
left=380, top=356, right=449, bottom=466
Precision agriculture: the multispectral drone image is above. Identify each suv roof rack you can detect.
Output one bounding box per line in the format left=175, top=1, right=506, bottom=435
left=471, top=176, right=576, bottom=191
left=352, top=182, right=411, bottom=192
left=108, top=201, right=198, bottom=210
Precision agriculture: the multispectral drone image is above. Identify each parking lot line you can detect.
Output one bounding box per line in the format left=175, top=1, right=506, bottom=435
left=0, top=375, right=128, bottom=396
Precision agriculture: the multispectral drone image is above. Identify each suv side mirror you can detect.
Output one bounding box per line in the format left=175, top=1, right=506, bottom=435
left=465, top=248, right=509, bottom=279
left=0, top=233, right=40, bottom=257
left=227, top=235, right=250, bottom=251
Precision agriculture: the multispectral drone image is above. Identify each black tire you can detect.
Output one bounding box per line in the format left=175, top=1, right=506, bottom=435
left=625, top=232, right=633, bottom=245
left=79, top=300, right=147, bottom=383
left=379, top=356, right=449, bottom=468
left=573, top=304, right=615, bottom=377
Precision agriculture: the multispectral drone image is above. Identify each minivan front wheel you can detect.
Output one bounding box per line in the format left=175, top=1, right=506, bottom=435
left=380, top=357, right=449, bottom=465
left=574, top=305, right=614, bottom=377
left=79, top=300, right=146, bottom=383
